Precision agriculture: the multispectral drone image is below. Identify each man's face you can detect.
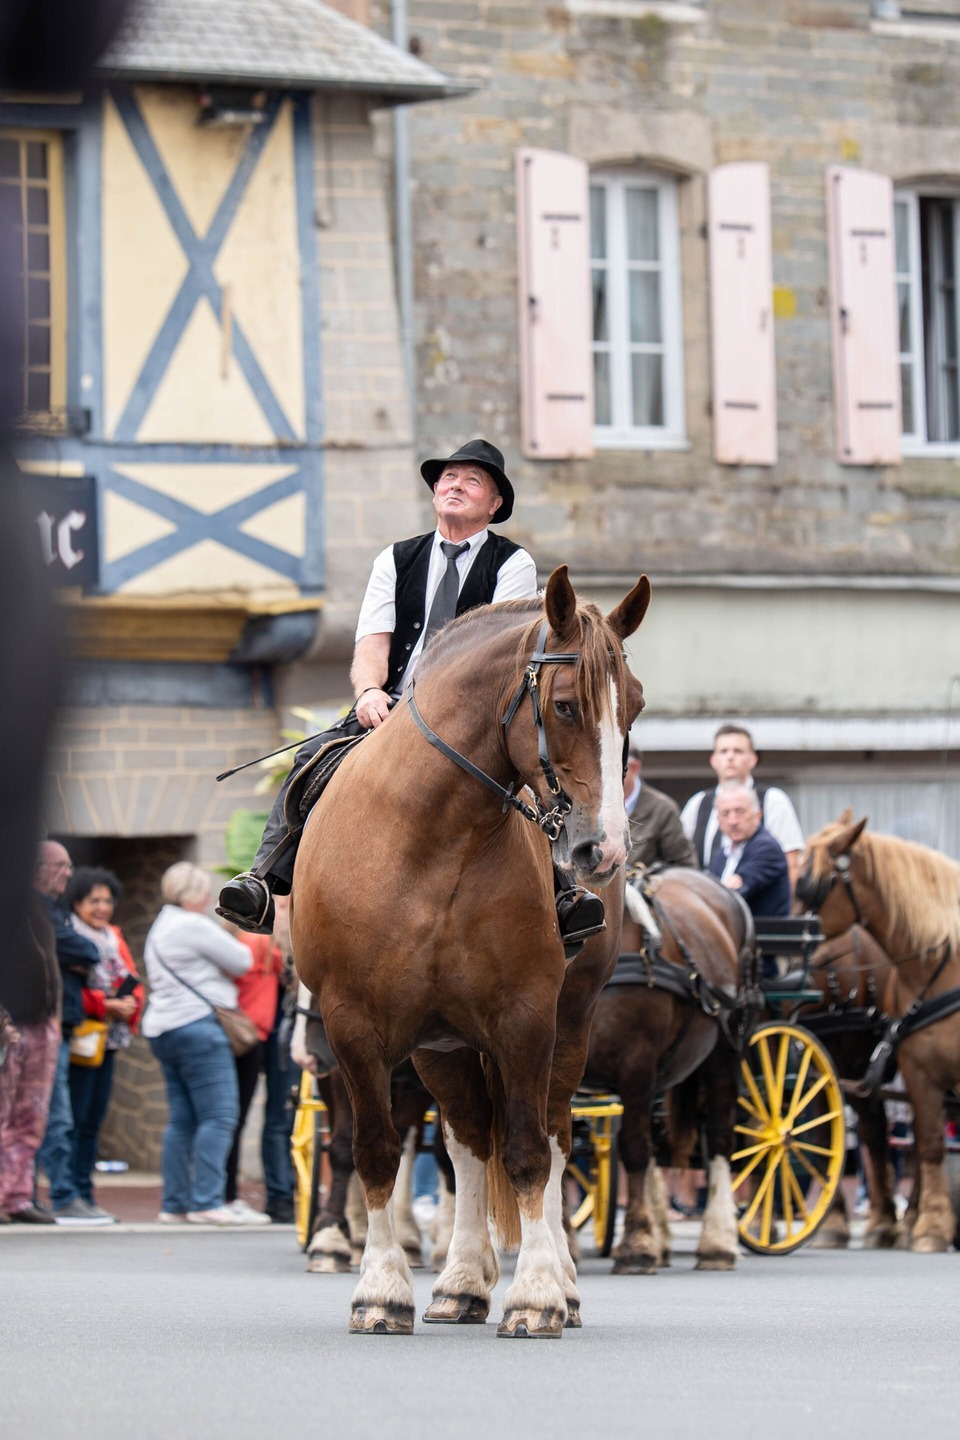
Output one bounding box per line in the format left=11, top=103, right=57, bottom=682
left=432, top=463, right=503, bottom=531
left=35, top=843, right=73, bottom=899
left=622, top=756, right=641, bottom=800
left=716, top=794, right=761, bottom=845
left=710, top=732, right=757, bottom=784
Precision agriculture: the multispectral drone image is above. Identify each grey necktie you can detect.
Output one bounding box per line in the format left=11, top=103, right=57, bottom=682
left=425, top=540, right=469, bottom=642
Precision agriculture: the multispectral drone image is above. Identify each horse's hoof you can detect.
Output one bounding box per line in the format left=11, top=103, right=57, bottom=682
left=809, top=1227, right=849, bottom=1250
left=497, top=1307, right=565, bottom=1339
left=422, top=1292, right=489, bottom=1324
left=349, top=1302, right=415, bottom=1335
left=863, top=1225, right=899, bottom=1250
left=564, top=1300, right=582, bottom=1329
left=306, top=1252, right=353, bottom=1274
left=910, top=1233, right=950, bottom=1254
left=695, top=1252, right=737, bottom=1271
left=612, top=1255, right=657, bottom=1275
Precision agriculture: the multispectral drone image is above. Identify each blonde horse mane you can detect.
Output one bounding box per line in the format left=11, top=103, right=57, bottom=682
left=807, top=822, right=960, bottom=957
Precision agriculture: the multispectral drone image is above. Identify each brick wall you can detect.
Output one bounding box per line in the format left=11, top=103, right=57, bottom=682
left=367, top=0, right=960, bottom=580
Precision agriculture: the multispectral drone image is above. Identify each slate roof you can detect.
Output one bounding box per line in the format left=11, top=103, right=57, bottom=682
left=98, top=0, right=468, bottom=102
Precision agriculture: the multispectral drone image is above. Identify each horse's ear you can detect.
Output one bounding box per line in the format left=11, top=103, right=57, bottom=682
left=829, top=817, right=867, bottom=857
left=607, top=575, right=652, bottom=640
left=545, top=565, right=577, bottom=638
left=838, top=806, right=854, bottom=824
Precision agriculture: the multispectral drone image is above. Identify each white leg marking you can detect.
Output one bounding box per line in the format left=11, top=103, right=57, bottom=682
left=646, top=1161, right=671, bottom=1261
left=431, top=1127, right=499, bottom=1300
left=502, top=1208, right=567, bottom=1322
left=697, top=1156, right=740, bottom=1267
left=345, top=1169, right=367, bottom=1248
left=394, top=1126, right=423, bottom=1258
left=429, top=1166, right=456, bottom=1269
left=350, top=1199, right=415, bottom=1313
left=596, top=677, right=627, bottom=872
left=545, top=1136, right=580, bottom=1302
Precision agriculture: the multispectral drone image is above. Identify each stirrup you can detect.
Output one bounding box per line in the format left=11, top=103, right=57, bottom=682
left=216, top=872, right=275, bottom=935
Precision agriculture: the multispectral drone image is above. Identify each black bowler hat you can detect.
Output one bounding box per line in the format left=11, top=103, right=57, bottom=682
left=419, top=438, right=515, bottom=523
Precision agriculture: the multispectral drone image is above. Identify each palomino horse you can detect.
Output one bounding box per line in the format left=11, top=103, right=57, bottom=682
left=291, top=568, right=650, bottom=1336
left=796, top=815, right=960, bottom=1253
left=584, top=868, right=758, bottom=1274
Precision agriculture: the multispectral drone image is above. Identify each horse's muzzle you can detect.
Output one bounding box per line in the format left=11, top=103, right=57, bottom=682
left=570, top=838, right=624, bottom=885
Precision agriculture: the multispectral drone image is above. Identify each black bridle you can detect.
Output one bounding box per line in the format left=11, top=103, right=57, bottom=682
left=795, top=851, right=866, bottom=926
left=407, top=620, right=579, bottom=843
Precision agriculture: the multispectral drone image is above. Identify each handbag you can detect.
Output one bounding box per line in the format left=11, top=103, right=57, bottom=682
left=153, top=949, right=260, bottom=1058
left=69, top=1018, right=109, bottom=1068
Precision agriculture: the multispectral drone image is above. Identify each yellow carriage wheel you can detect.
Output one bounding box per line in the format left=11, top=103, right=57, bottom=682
left=733, top=1022, right=845, bottom=1256
left=290, top=1072, right=325, bottom=1252
left=567, top=1100, right=622, bottom=1258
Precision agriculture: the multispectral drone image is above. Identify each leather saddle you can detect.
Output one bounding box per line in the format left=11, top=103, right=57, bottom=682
left=283, top=721, right=370, bottom=831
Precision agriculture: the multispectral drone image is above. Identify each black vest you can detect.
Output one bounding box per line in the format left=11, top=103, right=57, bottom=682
left=693, top=784, right=768, bottom=869
left=385, top=531, right=522, bottom=695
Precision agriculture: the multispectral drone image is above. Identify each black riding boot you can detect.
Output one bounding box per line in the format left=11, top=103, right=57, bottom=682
left=554, top=869, right=606, bottom=958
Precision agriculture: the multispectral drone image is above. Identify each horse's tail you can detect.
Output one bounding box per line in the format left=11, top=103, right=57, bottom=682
left=484, top=1060, right=521, bottom=1251
left=667, top=1071, right=702, bottom=1170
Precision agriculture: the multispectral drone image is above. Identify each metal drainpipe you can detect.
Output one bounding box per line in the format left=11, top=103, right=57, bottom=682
left=392, top=0, right=416, bottom=440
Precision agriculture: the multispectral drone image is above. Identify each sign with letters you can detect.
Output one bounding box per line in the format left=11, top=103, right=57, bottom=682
left=31, top=475, right=99, bottom=588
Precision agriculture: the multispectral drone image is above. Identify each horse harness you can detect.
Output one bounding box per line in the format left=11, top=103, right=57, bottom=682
left=408, top=619, right=581, bottom=843
left=607, top=871, right=761, bottom=1060
left=796, top=852, right=960, bottom=1096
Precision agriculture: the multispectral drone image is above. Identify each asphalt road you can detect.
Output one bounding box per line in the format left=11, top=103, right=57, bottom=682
left=3, top=1224, right=958, bottom=1440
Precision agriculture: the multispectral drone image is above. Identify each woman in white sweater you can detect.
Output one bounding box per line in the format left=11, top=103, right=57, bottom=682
left=142, top=863, right=251, bottom=1225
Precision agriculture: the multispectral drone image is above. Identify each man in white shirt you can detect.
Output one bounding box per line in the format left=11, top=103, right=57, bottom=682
left=680, top=724, right=804, bottom=889
left=218, top=439, right=601, bottom=949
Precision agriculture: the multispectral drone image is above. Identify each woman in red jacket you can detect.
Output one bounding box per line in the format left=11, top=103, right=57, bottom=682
left=66, top=867, right=144, bottom=1220
left=223, top=929, right=284, bottom=1223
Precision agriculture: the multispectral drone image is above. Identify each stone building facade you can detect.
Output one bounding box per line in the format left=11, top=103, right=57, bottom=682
left=356, top=0, right=960, bottom=849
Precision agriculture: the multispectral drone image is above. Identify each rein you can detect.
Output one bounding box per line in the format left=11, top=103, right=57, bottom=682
left=407, top=619, right=579, bottom=843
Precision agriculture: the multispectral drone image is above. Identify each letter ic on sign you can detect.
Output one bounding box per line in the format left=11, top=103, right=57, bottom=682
left=30, top=475, right=99, bottom=587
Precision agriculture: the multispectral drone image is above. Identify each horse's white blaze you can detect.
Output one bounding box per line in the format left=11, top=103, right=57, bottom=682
left=596, top=676, right=628, bottom=872
left=545, top=1136, right=580, bottom=1298
left=351, top=1199, right=415, bottom=1312
left=431, top=1127, right=499, bottom=1297
left=624, top=879, right=662, bottom=940
left=697, top=1155, right=740, bottom=1264
left=502, top=1210, right=567, bottom=1320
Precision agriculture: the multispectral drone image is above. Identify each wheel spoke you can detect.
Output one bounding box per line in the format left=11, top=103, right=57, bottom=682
left=793, top=1140, right=837, bottom=1158
left=782, top=1045, right=814, bottom=1128
left=792, top=1145, right=829, bottom=1189
left=734, top=1123, right=768, bottom=1140
left=742, top=1061, right=771, bottom=1125
left=758, top=1036, right=779, bottom=1121
left=787, top=1070, right=830, bottom=1125
left=731, top=1144, right=770, bottom=1190
left=784, top=1160, right=810, bottom=1221
left=742, top=1150, right=780, bottom=1227
left=774, top=1033, right=790, bottom=1118
left=732, top=1139, right=775, bottom=1161
left=779, top=1154, right=794, bottom=1232
left=790, top=1108, right=843, bottom=1139
left=760, top=1157, right=777, bottom=1245
left=737, top=1094, right=765, bottom=1125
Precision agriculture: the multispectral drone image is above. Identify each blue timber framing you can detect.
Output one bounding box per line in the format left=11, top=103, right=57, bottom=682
left=3, top=86, right=326, bottom=598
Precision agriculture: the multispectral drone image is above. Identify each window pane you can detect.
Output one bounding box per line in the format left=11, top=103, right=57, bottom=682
left=25, top=142, right=47, bottom=180
left=590, top=186, right=606, bottom=260
left=594, top=352, right=611, bottom=426
left=26, top=369, right=50, bottom=413
left=27, top=277, right=50, bottom=320
left=626, top=188, right=659, bottom=262
left=27, top=231, right=50, bottom=273
left=632, top=352, right=664, bottom=427
left=28, top=324, right=50, bottom=367
left=629, top=271, right=662, bottom=344
left=897, top=281, right=911, bottom=353
left=26, top=186, right=48, bottom=225
left=0, top=139, right=19, bottom=179
left=894, top=200, right=909, bottom=273
left=592, top=267, right=608, bottom=343
left=900, top=362, right=914, bottom=435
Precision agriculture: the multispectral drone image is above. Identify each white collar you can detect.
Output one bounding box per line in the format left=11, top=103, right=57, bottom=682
left=433, top=527, right=489, bottom=554
left=624, top=775, right=642, bottom=815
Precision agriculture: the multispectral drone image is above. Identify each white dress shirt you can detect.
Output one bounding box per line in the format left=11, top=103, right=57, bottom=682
left=717, top=834, right=745, bottom=883
left=355, top=528, right=538, bottom=692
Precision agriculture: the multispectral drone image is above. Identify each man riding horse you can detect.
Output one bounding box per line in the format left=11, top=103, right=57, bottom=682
left=217, top=439, right=605, bottom=952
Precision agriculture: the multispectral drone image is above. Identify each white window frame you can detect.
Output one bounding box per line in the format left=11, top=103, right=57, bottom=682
left=590, top=170, right=687, bottom=451
left=896, top=186, right=960, bottom=456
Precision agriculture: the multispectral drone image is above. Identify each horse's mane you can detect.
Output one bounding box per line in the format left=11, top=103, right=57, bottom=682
left=806, top=822, right=960, bottom=956
left=418, top=594, right=630, bottom=729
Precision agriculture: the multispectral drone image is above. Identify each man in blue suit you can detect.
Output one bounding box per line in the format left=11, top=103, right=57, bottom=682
left=709, top=782, right=791, bottom=919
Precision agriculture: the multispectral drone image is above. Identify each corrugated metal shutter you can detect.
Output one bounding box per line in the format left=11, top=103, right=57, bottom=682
left=826, top=166, right=902, bottom=466
left=708, top=161, right=778, bottom=465
left=515, top=148, right=594, bottom=460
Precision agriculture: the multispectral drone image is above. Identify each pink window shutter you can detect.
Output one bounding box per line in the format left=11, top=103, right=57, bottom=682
left=826, top=166, right=902, bottom=466
left=708, top=162, right=778, bottom=466
left=515, top=149, right=594, bottom=460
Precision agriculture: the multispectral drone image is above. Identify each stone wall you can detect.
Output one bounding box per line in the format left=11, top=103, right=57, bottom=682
left=367, top=0, right=960, bottom=581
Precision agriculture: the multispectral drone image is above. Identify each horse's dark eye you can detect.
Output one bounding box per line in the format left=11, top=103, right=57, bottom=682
left=554, top=700, right=576, bottom=721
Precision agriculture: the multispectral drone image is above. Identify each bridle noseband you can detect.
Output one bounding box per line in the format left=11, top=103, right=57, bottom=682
left=795, top=851, right=865, bottom=926
left=407, top=619, right=579, bottom=843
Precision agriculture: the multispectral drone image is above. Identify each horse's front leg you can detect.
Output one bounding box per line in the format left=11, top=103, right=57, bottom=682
left=414, top=1050, right=499, bottom=1323
left=336, top=1047, right=414, bottom=1335
left=609, top=1063, right=661, bottom=1275
left=900, top=1053, right=954, bottom=1254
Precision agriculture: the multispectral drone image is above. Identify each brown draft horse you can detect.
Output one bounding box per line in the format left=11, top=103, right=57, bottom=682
left=584, top=868, right=757, bottom=1274
left=797, top=814, right=960, bottom=1253
left=796, top=925, right=905, bottom=1251
left=291, top=568, right=650, bottom=1336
